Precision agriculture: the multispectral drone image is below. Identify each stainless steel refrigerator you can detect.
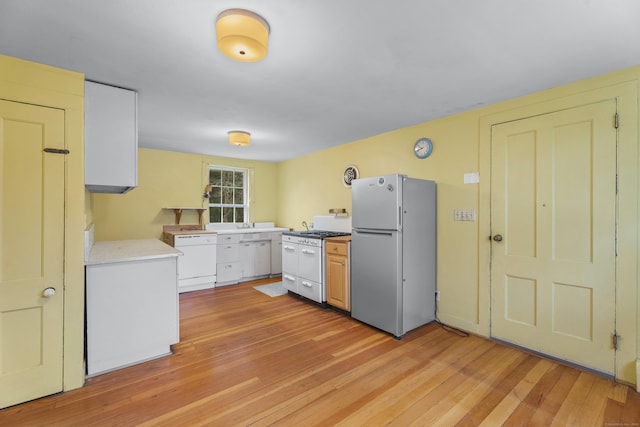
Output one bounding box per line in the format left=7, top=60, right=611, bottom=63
left=351, top=174, right=436, bottom=338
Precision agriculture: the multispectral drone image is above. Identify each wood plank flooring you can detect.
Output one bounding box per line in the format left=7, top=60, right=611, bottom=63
left=1, top=278, right=639, bottom=426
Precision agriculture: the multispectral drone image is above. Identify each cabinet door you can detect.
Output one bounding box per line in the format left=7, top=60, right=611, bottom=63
left=85, top=81, right=137, bottom=193
left=254, top=241, right=271, bottom=276
left=327, top=253, right=349, bottom=311
left=217, top=243, right=239, bottom=263
left=216, top=262, right=241, bottom=284
left=239, top=243, right=255, bottom=278
left=270, top=234, right=282, bottom=275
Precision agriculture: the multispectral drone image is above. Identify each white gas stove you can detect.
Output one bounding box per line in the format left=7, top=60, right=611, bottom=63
left=281, top=215, right=351, bottom=303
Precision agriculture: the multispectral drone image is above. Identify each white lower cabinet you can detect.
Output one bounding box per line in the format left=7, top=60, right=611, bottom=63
left=216, top=234, right=241, bottom=286
left=239, top=242, right=255, bottom=279
left=240, top=240, right=271, bottom=281
left=254, top=241, right=271, bottom=276
left=85, top=240, right=180, bottom=376
left=270, top=232, right=282, bottom=276
left=214, top=229, right=285, bottom=286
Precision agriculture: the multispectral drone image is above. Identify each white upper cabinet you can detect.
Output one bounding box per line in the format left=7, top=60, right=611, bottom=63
left=85, top=81, right=138, bottom=194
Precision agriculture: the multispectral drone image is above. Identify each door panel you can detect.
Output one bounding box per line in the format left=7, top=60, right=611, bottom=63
left=491, top=100, right=616, bottom=374
left=350, top=229, right=401, bottom=336
left=0, top=100, right=65, bottom=408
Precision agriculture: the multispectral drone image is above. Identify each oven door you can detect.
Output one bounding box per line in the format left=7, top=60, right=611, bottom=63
left=298, top=242, right=322, bottom=283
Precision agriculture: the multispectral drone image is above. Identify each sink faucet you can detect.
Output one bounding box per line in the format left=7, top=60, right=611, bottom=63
left=302, top=221, right=309, bottom=231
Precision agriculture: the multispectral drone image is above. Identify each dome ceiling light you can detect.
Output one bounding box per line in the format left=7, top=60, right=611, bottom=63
left=228, top=130, right=251, bottom=146
left=216, top=9, right=270, bottom=62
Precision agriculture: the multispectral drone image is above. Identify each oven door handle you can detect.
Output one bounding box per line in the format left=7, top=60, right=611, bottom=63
left=301, top=281, right=313, bottom=288
left=301, top=249, right=316, bottom=254
left=283, top=245, right=296, bottom=251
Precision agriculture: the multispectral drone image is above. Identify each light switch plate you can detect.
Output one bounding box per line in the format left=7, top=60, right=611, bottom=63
left=464, top=172, right=480, bottom=184
left=454, top=209, right=476, bottom=221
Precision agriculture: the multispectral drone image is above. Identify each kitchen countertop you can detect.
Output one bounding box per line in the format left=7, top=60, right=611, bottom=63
left=86, top=239, right=182, bottom=266
left=213, top=227, right=288, bottom=235
left=163, top=228, right=287, bottom=236
left=163, top=229, right=218, bottom=236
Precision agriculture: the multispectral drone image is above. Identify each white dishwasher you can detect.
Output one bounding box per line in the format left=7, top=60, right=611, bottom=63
left=173, top=233, right=217, bottom=293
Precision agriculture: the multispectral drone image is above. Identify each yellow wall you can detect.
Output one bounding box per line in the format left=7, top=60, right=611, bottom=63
left=277, top=65, right=640, bottom=386
left=90, top=64, right=640, bottom=386
left=93, top=148, right=279, bottom=240
left=0, top=54, right=86, bottom=391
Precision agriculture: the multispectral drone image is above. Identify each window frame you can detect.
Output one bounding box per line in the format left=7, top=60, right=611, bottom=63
left=207, top=165, right=249, bottom=224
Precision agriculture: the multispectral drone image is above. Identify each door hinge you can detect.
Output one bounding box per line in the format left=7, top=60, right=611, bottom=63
left=612, top=331, right=621, bottom=350
left=614, top=113, right=619, bottom=129
left=43, top=148, right=70, bottom=155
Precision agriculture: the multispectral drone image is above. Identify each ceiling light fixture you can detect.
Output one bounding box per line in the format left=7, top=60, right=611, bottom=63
left=228, top=130, right=251, bottom=146
left=216, top=9, right=270, bottom=62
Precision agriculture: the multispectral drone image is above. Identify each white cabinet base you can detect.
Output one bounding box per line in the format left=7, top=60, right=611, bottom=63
left=86, top=257, right=178, bottom=376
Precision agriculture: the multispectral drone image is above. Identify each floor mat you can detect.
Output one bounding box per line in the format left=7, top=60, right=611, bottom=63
left=253, top=282, right=287, bottom=297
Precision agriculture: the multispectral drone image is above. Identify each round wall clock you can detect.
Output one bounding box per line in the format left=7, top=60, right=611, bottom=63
left=414, top=137, right=433, bottom=159
left=342, top=164, right=359, bottom=187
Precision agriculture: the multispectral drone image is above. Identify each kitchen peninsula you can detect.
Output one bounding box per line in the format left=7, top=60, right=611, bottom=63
left=85, top=239, right=181, bottom=376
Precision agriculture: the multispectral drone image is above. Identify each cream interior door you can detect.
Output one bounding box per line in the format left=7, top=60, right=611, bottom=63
left=0, top=100, right=65, bottom=408
left=490, top=100, right=617, bottom=375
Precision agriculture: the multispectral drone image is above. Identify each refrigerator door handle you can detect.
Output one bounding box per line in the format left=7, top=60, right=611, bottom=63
left=354, top=230, right=394, bottom=236
left=398, top=206, right=402, bottom=227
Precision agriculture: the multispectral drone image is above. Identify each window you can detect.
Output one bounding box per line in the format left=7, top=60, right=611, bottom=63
left=208, top=166, right=248, bottom=224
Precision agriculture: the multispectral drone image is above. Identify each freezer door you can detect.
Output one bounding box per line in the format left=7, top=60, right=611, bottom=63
left=352, top=174, right=404, bottom=230
left=350, top=228, right=402, bottom=337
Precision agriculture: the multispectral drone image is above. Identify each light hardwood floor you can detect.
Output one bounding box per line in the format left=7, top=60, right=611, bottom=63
left=1, top=278, right=639, bottom=426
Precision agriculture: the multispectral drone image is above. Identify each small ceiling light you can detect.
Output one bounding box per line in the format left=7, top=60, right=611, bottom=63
left=216, top=9, right=270, bottom=62
left=228, top=130, right=251, bottom=146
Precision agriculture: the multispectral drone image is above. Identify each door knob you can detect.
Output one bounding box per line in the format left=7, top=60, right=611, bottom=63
left=492, top=234, right=503, bottom=242
left=42, top=287, right=56, bottom=298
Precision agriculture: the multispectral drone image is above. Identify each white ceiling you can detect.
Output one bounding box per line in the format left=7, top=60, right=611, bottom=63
left=1, top=1, right=639, bottom=162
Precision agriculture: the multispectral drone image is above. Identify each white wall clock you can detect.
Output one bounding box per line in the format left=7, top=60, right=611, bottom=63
left=414, top=137, right=433, bottom=159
